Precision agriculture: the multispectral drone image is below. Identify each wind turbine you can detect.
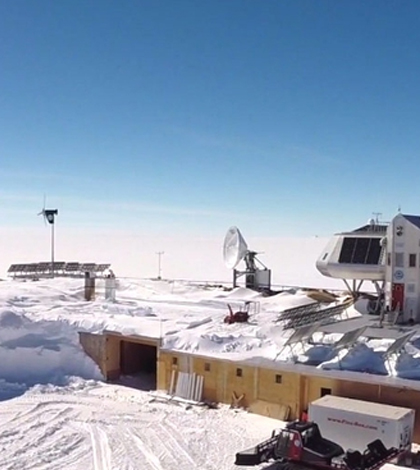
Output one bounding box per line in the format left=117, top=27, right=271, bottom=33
left=38, top=196, right=58, bottom=278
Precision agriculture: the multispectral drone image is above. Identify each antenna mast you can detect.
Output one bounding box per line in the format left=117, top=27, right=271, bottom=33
left=372, top=212, right=382, bottom=224
left=156, top=251, right=164, bottom=280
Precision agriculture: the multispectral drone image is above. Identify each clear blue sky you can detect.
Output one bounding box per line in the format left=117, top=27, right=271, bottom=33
left=1, top=0, right=420, bottom=237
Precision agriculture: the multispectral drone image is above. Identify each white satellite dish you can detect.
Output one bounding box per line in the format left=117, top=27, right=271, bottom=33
left=223, top=226, right=248, bottom=269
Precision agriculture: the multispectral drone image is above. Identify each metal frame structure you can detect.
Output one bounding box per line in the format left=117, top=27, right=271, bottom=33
left=233, top=251, right=272, bottom=291
left=277, top=298, right=354, bottom=330
left=7, top=262, right=111, bottom=279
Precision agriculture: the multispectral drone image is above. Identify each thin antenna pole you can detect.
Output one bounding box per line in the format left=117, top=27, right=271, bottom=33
left=156, top=251, right=164, bottom=280
left=51, top=222, right=55, bottom=278
left=372, top=212, right=382, bottom=224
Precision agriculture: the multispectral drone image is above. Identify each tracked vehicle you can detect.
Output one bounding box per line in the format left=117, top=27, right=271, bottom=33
left=235, top=421, right=405, bottom=470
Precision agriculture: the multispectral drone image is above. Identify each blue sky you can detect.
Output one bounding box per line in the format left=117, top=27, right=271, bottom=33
left=1, top=0, right=420, bottom=237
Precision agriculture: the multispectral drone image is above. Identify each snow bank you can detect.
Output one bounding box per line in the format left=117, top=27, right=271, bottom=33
left=318, top=343, right=388, bottom=375
left=0, top=308, right=103, bottom=399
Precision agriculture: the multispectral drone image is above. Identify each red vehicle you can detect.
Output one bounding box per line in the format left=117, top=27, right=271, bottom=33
left=224, top=303, right=250, bottom=324
left=235, top=421, right=405, bottom=470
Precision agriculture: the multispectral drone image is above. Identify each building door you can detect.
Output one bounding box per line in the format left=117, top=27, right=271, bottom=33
left=391, top=283, right=404, bottom=311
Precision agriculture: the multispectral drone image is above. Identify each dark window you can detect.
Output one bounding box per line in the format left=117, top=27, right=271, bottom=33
left=387, top=253, right=391, bottom=266
left=320, top=387, right=332, bottom=397
left=322, top=253, right=328, bottom=260
left=275, top=374, right=282, bottom=384
left=236, top=368, right=243, bottom=377
left=172, top=357, right=178, bottom=366
left=410, top=254, right=416, bottom=267
left=204, top=362, right=211, bottom=372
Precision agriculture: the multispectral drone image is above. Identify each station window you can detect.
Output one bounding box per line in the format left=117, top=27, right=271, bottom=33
left=275, top=374, right=282, bottom=384
left=407, top=284, right=416, bottom=294
left=322, top=253, right=328, bottom=261
left=236, top=368, right=243, bottom=377
left=387, top=253, right=391, bottom=266
left=320, top=387, right=332, bottom=397
left=410, top=254, right=416, bottom=267
left=204, top=362, right=211, bottom=372
left=395, top=252, right=404, bottom=268
left=172, top=357, right=178, bottom=366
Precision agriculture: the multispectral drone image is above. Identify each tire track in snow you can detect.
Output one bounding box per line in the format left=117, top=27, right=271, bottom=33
left=158, top=422, right=198, bottom=468
left=88, top=423, right=112, bottom=470
left=130, top=433, right=164, bottom=470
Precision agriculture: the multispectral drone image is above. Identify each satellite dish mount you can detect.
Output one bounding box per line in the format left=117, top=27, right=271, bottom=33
left=223, top=226, right=271, bottom=292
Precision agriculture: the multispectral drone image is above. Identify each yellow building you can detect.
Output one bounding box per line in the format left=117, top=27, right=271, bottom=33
left=79, top=330, right=420, bottom=442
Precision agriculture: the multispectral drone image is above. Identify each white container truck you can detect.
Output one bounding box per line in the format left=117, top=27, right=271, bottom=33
left=308, top=395, right=415, bottom=452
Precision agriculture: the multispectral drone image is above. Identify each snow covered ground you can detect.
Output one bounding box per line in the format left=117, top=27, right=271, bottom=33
left=1, top=275, right=420, bottom=469
left=0, top=378, right=283, bottom=470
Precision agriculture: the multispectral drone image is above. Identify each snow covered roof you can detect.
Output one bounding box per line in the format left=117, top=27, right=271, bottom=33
left=3, top=277, right=420, bottom=392
left=403, top=214, right=420, bottom=230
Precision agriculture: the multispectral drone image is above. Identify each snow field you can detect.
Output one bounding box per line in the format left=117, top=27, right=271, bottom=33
left=0, top=379, right=281, bottom=470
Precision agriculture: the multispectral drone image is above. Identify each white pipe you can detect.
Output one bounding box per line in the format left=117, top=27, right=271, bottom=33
left=181, top=373, right=188, bottom=398
left=169, top=370, right=175, bottom=395
left=192, top=375, right=198, bottom=401
left=177, top=372, right=185, bottom=398
left=194, top=375, right=201, bottom=401
left=175, top=372, right=184, bottom=397
left=188, top=373, right=195, bottom=400
left=197, top=375, right=204, bottom=402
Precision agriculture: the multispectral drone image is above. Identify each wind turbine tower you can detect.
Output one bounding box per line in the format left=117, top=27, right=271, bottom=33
left=38, top=200, right=59, bottom=278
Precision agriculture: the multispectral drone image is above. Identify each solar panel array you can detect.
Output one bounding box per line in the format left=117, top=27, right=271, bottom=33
left=278, top=298, right=354, bottom=330
left=7, top=262, right=111, bottom=279
left=338, top=237, right=382, bottom=265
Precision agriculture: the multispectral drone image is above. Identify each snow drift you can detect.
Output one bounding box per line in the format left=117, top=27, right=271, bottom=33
left=0, top=308, right=102, bottom=400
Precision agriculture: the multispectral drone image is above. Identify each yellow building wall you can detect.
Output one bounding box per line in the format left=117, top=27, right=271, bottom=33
left=157, top=350, right=178, bottom=392
left=303, top=375, right=338, bottom=408
left=222, top=362, right=256, bottom=408
left=191, top=356, right=221, bottom=403
left=104, top=335, right=121, bottom=379
left=254, top=368, right=301, bottom=420
left=86, top=339, right=420, bottom=442
left=78, top=332, right=107, bottom=377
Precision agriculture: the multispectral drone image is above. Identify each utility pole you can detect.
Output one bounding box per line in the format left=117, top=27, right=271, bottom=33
left=156, top=251, right=164, bottom=280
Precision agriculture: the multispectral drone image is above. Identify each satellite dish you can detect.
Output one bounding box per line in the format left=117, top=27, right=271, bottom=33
left=223, top=226, right=248, bottom=269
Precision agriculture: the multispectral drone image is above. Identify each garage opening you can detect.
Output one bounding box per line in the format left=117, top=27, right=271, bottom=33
left=118, top=340, right=157, bottom=391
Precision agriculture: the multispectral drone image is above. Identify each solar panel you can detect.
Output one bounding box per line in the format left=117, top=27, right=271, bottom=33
left=275, top=322, right=322, bottom=360
left=64, top=262, right=81, bottom=272
left=338, top=237, right=382, bottom=265
left=280, top=299, right=353, bottom=330
left=8, top=261, right=112, bottom=278
left=80, top=263, right=96, bottom=273
left=333, top=326, right=367, bottom=350
left=7, top=264, right=18, bottom=273
left=383, top=331, right=416, bottom=359
left=278, top=302, right=321, bottom=322
left=283, top=323, right=321, bottom=348
left=95, top=263, right=111, bottom=273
